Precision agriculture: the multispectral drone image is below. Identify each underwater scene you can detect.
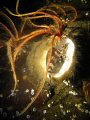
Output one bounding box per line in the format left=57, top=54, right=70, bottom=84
left=0, top=0, right=90, bottom=120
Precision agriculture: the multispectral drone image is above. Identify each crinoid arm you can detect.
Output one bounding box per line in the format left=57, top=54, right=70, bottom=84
left=6, top=39, right=17, bottom=98
left=0, top=12, right=18, bottom=98
left=16, top=34, right=56, bottom=116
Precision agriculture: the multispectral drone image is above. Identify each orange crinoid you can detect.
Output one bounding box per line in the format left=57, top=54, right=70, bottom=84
left=0, top=0, right=77, bottom=116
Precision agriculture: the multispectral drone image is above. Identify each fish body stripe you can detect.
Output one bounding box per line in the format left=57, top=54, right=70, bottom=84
left=47, top=43, right=68, bottom=78
left=48, top=48, right=61, bottom=74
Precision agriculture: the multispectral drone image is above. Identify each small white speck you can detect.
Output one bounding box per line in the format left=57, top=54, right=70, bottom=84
left=31, top=89, right=34, bottom=95
left=22, top=68, right=26, bottom=73
left=48, top=104, right=51, bottom=108
left=67, top=109, right=70, bottom=113
left=33, top=107, right=37, bottom=112
left=17, top=79, right=19, bottom=82
left=16, top=111, right=19, bottom=115
left=43, top=110, right=46, bottom=114
left=0, top=94, right=3, bottom=97
left=63, top=111, right=66, bottom=115
left=85, top=11, right=89, bottom=16
left=59, top=104, right=63, bottom=108
left=47, top=94, right=49, bottom=97
left=11, top=93, right=16, bottom=96
left=26, top=115, right=30, bottom=119
left=55, top=114, right=57, bottom=117
left=85, top=110, right=89, bottom=113
left=63, top=80, right=68, bottom=86
left=15, top=89, right=19, bottom=92
left=25, top=89, right=29, bottom=93
left=31, top=97, right=34, bottom=101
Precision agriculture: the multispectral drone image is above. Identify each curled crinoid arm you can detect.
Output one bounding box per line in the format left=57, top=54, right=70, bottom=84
left=0, top=12, right=19, bottom=98
left=16, top=34, right=56, bottom=116
left=6, top=39, right=17, bottom=98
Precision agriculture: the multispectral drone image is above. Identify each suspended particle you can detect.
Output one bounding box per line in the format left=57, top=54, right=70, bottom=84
left=22, top=68, right=26, bottom=73
left=15, top=89, right=19, bottom=92
left=16, top=111, right=19, bottom=115
left=63, top=79, right=69, bottom=86
left=43, top=110, right=46, bottom=114
left=81, top=109, right=84, bottom=112
left=26, top=115, right=30, bottom=119
left=17, top=79, right=19, bottom=82
left=85, top=11, right=89, bottom=16
left=25, top=89, right=29, bottom=93
left=31, top=97, right=34, bottom=101
left=0, top=108, right=3, bottom=112
left=51, top=101, right=54, bottom=104
left=67, top=109, right=70, bottom=113
left=85, top=110, right=89, bottom=113
left=47, top=93, right=49, bottom=97
left=73, top=114, right=77, bottom=118
left=11, top=93, right=16, bottom=96
left=48, top=104, right=51, bottom=108
left=63, top=111, right=66, bottom=115
left=3, top=112, right=7, bottom=117
left=59, top=104, right=63, bottom=108
left=55, top=114, right=57, bottom=117
left=33, top=107, right=37, bottom=112
left=42, top=118, right=46, bottom=120
left=31, top=89, right=34, bottom=95
left=0, top=94, right=3, bottom=97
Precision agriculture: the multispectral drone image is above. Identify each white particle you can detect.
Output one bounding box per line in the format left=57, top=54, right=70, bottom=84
left=85, top=11, right=89, bottom=16
left=67, top=109, right=70, bottom=113
left=25, top=89, right=29, bottom=93
left=59, top=104, right=63, bottom=108
left=83, top=101, right=87, bottom=104
left=42, top=118, right=46, bottom=120
left=11, top=93, right=16, bottom=96
left=43, top=110, right=46, bottom=114
left=17, top=79, right=19, bottom=82
left=15, top=89, right=19, bottom=92
left=22, top=68, right=26, bottom=73
left=33, top=107, right=37, bottom=112
left=63, top=111, right=66, bottom=115
left=63, top=80, right=68, bottom=86
left=48, top=104, right=51, bottom=108
left=85, top=110, right=89, bottom=113
left=16, top=111, right=19, bottom=115
left=31, top=97, right=34, bottom=101
left=55, top=114, right=57, bottom=117
left=51, top=101, right=53, bottom=104
left=47, top=93, right=49, bottom=97
left=0, top=94, right=3, bottom=97
left=26, top=115, right=30, bottom=119
left=31, top=89, right=34, bottom=95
